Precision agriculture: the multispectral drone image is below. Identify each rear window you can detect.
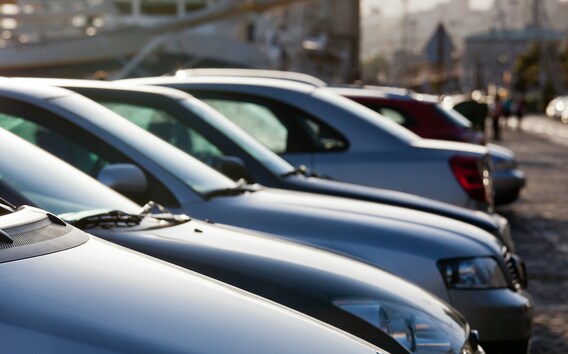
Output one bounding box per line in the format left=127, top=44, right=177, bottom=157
left=436, top=105, right=473, bottom=129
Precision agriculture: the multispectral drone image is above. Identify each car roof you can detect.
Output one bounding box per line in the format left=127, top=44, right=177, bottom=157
left=119, top=75, right=320, bottom=95
left=14, top=77, right=194, bottom=101
left=330, top=86, right=411, bottom=100
left=0, top=77, right=75, bottom=100
left=331, top=86, right=442, bottom=105
left=173, top=68, right=328, bottom=87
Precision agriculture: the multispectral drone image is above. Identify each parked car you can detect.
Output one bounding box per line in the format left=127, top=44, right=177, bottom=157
left=0, top=80, right=532, bottom=353
left=336, top=89, right=485, bottom=144
left=0, top=203, right=390, bottom=354
left=545, top=95, right=568, bottom=122
left=334, top=87, right=526, bottom=205
left=1, top=128, right=487, bottom=354
left=120, top=75, right=494, bottom=211
left=32, top=78, right=514, bottom=250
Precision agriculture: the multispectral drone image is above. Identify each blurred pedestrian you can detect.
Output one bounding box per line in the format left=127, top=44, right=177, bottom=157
left=503, top=96, right=513, bottom=118
left=515, top=95, right=527, bottom=130
left=491, top=94, right=504, bottom=140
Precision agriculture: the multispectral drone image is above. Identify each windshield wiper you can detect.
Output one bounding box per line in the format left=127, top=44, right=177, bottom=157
left=72, top=202, right=191, bottom=229
left=138, top=201, right=191, bottom=224
left=281, top=165, right=326, bottom=178
left=72, top=210, right=144, bottom=229
left=202, top=180, right=260, bottom=199
left=0, top=196, right=16, bottom=213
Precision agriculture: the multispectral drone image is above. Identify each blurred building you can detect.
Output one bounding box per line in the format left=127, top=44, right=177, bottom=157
left=462, top=28, right=567, bottom=93
left=163, top=0, right=361, bottom=83
left=0, top=0, right=361, bottom=82
left=256, top=0, right=361, bottom=83
left=361, top=0, right=568, bottom=93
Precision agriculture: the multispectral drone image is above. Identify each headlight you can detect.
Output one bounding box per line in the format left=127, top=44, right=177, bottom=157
left=333, top=299, right=465, bottom=353
left=438, top=257, right=508, bottom=289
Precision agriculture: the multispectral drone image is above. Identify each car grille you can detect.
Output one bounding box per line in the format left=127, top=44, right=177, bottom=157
left=501, top=247, right=527, bottom=290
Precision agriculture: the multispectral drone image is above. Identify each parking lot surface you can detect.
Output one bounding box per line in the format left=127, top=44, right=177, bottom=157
left=494, top=115, right=568, bottom=353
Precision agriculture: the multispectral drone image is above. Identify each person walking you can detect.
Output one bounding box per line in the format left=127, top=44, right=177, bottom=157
left=491, top=94, right=504, bottom=140
left=515, top=95, right=527, bottom=130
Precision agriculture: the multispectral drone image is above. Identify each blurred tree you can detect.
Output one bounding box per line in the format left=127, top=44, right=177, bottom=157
left=513, top=42, right=567, bottom=110
left=561, top=46, right=568, bottom=85
left=512, top=43, right=540, bottom=94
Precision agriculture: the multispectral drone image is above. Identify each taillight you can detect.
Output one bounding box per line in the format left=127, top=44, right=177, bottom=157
left=450, top=155, right=492, bottom=205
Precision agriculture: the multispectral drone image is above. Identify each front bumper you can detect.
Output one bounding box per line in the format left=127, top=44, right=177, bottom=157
left=449, top=288, right=533, bottom=344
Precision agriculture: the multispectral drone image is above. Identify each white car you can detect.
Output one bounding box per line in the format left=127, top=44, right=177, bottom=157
left=121, top=75, right=494, bottom=211
left=0, top=80, right=532, bottom=353
left=0, top=204, right=387, bottom=354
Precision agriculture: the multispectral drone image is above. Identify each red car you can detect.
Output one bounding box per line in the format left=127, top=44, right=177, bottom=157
left=333, top=87, right=486, bottom=145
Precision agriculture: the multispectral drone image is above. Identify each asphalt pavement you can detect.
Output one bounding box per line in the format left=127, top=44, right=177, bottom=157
left=490, top=115, right=568, bottom=353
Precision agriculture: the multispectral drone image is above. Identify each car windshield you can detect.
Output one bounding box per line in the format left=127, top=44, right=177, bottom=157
left=53, top=94, right=238, bottom=195
left=0, top=129, right=141, bottom=216
left=180, top=97, right=296, bottom=176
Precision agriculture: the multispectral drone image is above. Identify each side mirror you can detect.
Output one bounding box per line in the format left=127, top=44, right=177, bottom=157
left=212, top=156, right=252, bottom=182
left=97, top=163, right=148, bottom=194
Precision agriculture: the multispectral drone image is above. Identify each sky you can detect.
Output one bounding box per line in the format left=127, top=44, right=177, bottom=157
left=361, top=0, right=495, bottom=18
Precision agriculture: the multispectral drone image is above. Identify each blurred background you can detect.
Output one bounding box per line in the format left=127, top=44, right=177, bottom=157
left=0, top=0, right=566, bottom=110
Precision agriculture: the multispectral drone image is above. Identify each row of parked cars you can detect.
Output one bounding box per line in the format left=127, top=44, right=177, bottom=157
left=0, top=70, right=531, bottom=354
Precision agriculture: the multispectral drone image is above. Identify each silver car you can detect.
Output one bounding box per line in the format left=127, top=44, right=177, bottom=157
left=121, top=75, right=494, bottom=211
left=0, top=204, right=387, bottom=354
left=0, top=80, right=532, bottom=353
left=24, top=78, right=514, bottom=251
left=165, top=69, right=525, bottom=206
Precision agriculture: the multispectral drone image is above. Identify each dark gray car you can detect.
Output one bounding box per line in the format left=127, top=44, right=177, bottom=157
left=0, top=128, right=487, bottom=354
left=0, top=203, right=389, bottom=354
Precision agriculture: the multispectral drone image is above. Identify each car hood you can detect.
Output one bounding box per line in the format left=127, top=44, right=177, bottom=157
left=90, top=218, right=468, bottom=340
left=0, top=208, right=383, bottom=354
left=284, top=174, right=500, bottom=234
left=183, top=189, right=503, bottom=297
left=187, top=188, right=503, bottom=258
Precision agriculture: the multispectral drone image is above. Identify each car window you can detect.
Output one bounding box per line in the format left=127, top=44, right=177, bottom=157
left=0, top=113, right=102, bottom=174
left=180, top=98, right=296, bottom=176
left=197, top=93, right=347, bottom=154
left=353, top=102, right=416, bottom=128
left=302, top=116, right=346, bottom=151
left=375, top=107, right=407, bottom=126
left=101, top=102, right=224, bottom=164
left=0, top=97, right=179, bottom=207
left=0, top=139, right=141, bottom=216
left=437, top=104, right=474, bottom=129
left=203, top=99, right=288, bottom=153
left=315, top=89, right=419, bottom=144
